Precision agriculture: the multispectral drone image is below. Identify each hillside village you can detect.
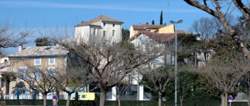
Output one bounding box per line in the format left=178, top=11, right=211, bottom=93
left=0, top=1, right=250, bottom=106
left=0, top=15, right=207, bottom=103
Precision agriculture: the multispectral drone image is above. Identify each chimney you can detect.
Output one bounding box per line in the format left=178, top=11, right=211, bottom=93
left=17, top=45, right=23, bottom=52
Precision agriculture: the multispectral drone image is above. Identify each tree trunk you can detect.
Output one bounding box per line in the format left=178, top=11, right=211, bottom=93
left=158, top=92, right=162, bottom=106
left=5, top=79, right=9, bottom=95
left=117, top=94, right=121, bottom=106
left=117, top=86, right=121, bottom=106
left=56, top=90, right=60, bottom=99
left=221, top=92, right=228, bottom=106
left=75, top=91, right=79, bottom=101
left=66, top=93, right=71, bottom=106
left=248, top=91, right=250, bottom=106
left=180, top=96, right=184, bottom=106
left=43, top=93, right=47, bottom=106
left=100, top=89, right=106, bottom=106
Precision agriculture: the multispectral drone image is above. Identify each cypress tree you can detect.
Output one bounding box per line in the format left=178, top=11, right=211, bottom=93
left=160, top=10, right=163, bottom=25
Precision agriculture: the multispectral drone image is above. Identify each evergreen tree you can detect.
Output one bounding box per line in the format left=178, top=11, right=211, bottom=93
left=152, top=20, right=155, bottom=25
left=35, top=37, right=55, bottom=46
left=160, top=10, right=163, bottom=25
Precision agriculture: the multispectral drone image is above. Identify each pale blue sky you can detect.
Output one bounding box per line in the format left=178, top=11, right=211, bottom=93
left=0, top=0, right=243, bottom=54
left=0, top=0, right=215, bottom=30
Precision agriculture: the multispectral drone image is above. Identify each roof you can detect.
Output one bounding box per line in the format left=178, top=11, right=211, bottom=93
left=9, top=46, right=69, bottom=58
left=76, top=15, right=123, bottom=27
left=130, top=24, right=190, bottom=43
left=130, top=31, right=188, bottom=43
left=89, top=15, right=123, bottom=23
left=132, top=25, right=165, bottom=30
left=76, top=22, right=102, bottom=27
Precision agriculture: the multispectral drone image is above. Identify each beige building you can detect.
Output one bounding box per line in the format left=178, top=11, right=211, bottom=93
left=6, top=45, right=68, bottom=99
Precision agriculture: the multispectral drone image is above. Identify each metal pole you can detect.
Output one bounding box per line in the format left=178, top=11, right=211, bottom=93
left=174, top=24, right=178, bottom=106
left=170, top=19, right=182, bottom=106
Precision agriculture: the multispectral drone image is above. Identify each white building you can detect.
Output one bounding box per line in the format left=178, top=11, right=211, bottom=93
left=129, top=24, right=178, bottom=101
left=75, top=15, right=123, bottom=101
left=74, top=15, right=123, bottom=44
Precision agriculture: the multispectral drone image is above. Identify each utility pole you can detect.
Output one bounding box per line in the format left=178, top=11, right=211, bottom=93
left=170, top=19, right=183, bottom=106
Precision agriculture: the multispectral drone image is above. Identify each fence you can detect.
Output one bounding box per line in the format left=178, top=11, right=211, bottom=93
left=0, top=99, right=247, bottom=106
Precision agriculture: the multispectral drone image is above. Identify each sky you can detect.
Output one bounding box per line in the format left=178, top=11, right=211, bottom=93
left=0, top=0, right=243, bottom=54
left=0, top=0, right=215, bottom=31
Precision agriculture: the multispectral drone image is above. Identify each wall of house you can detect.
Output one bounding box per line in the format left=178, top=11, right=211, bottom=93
left=75, top=21, right=122, bottom=44
left=89, top=20, right=122, bottom=43
left=89, top=26, right=102, bottom=44
left=74, top=26, right=90, bottom=44
left=101, top=22, right=122, bottom=44
left=7, top=56, right=67, bottom=98
left=130, top=33, right=175, bottom=86
left=158, top=24, right=174, bottom=33
left=9, top=56, right=66, bottom=72
left=129, top=26, right=136, bottom=39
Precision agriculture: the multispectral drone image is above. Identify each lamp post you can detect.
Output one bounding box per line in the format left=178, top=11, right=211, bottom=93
left=170, top=19, right=183, bottom=106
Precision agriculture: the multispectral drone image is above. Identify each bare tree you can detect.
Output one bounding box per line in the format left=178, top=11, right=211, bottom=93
left=191, top=17, right=221, bottom=40
left=20, top=66, right=56, bottom=106
left=184, top=0, right=250, bottom=59
left=196, top=52, right=250, bottom=106
left=0, top=26, right=28, bottom=49
left=62, top=41, right=162, bottom=106
left=141, top=66, right=174, bottom=106
left=51, top=53, right=88, bottom=106
left=241, top=71, right=250, bottom=106
left=116, top=80, right=132, bottom=106
left=2, top=71, right=16, bottom=98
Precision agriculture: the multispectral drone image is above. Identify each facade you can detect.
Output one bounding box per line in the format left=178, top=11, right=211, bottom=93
left=7, top=45, right=68, bottom=99
left=75, top=15, right=123, bottom=44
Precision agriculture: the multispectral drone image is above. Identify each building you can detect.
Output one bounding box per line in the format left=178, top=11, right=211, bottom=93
left=130, top=24, right=184, bottom=66
left=129, top=24, right=185, bottom=101
left=130, top=24, right=175, bottom=38
left=74, top=15, right=123, bottom=44
left=7, top=45, right=68, bottom=99
left=129, top=24, right=213, bottom=101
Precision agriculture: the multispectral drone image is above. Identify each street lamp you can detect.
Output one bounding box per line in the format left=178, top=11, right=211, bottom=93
left=170, top=19, right=183, bottom=106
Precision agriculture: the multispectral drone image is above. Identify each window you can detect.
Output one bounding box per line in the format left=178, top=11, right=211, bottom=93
left=112, top=30, right=115, bottom=36
left=34, top=58, right=41, bottom=66
left=47, top=67, right=56, bottom=76
left=48, top=57, right=56, bottom=65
